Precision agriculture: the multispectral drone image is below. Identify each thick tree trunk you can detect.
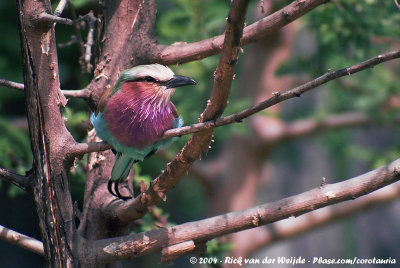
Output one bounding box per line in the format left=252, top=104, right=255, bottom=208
left=16, top=0, right=76, bottom=266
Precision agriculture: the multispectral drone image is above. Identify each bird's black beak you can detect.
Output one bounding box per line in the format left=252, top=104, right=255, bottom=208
left=163, top=75, right=196, bottom=88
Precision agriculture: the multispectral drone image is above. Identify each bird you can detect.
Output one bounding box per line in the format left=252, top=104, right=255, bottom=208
left=90, top=64, right=196, bottom=200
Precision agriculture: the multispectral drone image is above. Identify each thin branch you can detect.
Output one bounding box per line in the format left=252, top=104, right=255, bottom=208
left=263, top=111, right=400, bottom=146
left=160, top=49, right=400, bottom=139
left=70, top=142, right=112, bottom=158
left=0, top=79, right=91, bottom=99
left=61, top=89, right=91, bottom=99
left=84, top=158, right=400, bottom=265
left=37, top=12, right=74, bottom=26
left=395, top=0, right=400, bottom=12
left=244, top=183, right=400, bottom=256
left=54, top=0, right=68, bottom=17
left=150, top=0, right=328, bottom=65
left=0, top=167, right=31, bottom=192
left=0, top=79, right=24, bottom=90
left=0, top=224, right=44, bottom=256
left=81, top=11, right=97, bottom=73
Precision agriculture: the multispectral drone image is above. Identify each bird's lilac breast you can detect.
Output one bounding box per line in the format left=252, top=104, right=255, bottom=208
left=103, top=91, right=175, bottom=149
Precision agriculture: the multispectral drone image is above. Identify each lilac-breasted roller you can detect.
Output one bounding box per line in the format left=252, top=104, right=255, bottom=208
left=91, top=64, right=196, bottom=199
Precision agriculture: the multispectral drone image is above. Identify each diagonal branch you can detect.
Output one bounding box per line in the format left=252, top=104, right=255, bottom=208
left=160, top=49, right=400, bottom=139
left=54, top=0, right=68, bottom=17
left=243, top=183, right=400, bottom=256
left=150, top=0, right=328, bottom=65
left=0, top=224, right=44, bottom=256
left=110, top=0, right=250, bottom=224
left=0, top=167, right=31, bottom=192
left=83, top=158, right=400, bottom=265
left=395, top=0, right=400, bottom=12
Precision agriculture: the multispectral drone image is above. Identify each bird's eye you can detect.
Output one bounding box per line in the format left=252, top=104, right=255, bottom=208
left=144, top=76, right=156, bottom=82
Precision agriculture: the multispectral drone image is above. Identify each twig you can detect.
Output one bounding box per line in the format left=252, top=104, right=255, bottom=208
left=38, top=12, right=73, bottom=26
left=81, top=11, right=97, bottom=73
left=151, top=0, right=328, bottom=65
left=0, top=167, right=31, bottom=192
left=0, top=78, right=91, bottom=99
left=54, top=0, right=68, bottom=17
left=58, top=36, right=78, bottom=48
left=85, top=158, right=400, bottom=265
left=0, top=78, right=24, bottom=90
left=0, top=224, right=44, bottom=256
left=260, top=0, right=265, bottom=14
left=395, top=0, right=400, bottom=12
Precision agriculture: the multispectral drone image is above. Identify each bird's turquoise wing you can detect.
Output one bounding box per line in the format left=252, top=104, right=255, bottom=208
left=90, top=112, right=156, bottom=161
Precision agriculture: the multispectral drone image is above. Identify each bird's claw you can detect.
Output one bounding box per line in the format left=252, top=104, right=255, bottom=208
left=107, top=180, right=132, bottom=200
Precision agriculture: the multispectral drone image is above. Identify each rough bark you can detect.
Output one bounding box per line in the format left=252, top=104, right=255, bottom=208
left=16, top=0, right=76, bottom=266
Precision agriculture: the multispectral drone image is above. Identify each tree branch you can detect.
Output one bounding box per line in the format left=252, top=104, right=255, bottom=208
left=150, top=0, right=328, bottom=65
left=37, top=12, right=74, bottom=26
left=70, top=142, right=112, bottom=158
left=160, top=49, right=400, bottom=139
left=54, top=0, right=68, bottom=17
left=0, top=79, right=90, bottom=99
left=243, top=183, right=400, bottom=256
left=61, top=89, right=91, bottom=99
left=259, top=111, right=400, bottom=147
left=0, top=78, right=25, bottom=90
left=394, top=0, right=400, bottom=12
left=0, top=224, right=44, bottom=256
left=111, top=0, right=250, bottom=224
left=83, top=158, right=400, bottom=265
left=0, top=167, right=31, bottom=192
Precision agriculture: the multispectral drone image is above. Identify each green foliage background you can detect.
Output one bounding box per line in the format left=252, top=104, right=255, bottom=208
left=0, top=0, right=399, bottom=267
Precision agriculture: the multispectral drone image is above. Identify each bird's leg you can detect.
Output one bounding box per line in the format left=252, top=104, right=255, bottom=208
left=107, top=180, right=132, bottom=200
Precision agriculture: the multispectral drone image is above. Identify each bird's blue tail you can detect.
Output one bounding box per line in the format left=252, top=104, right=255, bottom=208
left=110, top=153, right=136, bottom=182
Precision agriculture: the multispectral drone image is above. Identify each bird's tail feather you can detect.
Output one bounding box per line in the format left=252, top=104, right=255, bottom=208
left=110, top=153, right=136, bottom=182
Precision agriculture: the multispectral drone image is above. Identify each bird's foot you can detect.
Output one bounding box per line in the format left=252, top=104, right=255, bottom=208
left=107, top=180, right=132, bottom=200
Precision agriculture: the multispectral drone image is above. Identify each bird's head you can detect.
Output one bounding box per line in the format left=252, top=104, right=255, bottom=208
left=117, top=64, right=195, bottom=104
left=97, top=64, right=196, bottom=114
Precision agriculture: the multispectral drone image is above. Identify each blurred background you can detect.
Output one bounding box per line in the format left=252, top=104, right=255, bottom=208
left=1, top=0, right=400, bottom=267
